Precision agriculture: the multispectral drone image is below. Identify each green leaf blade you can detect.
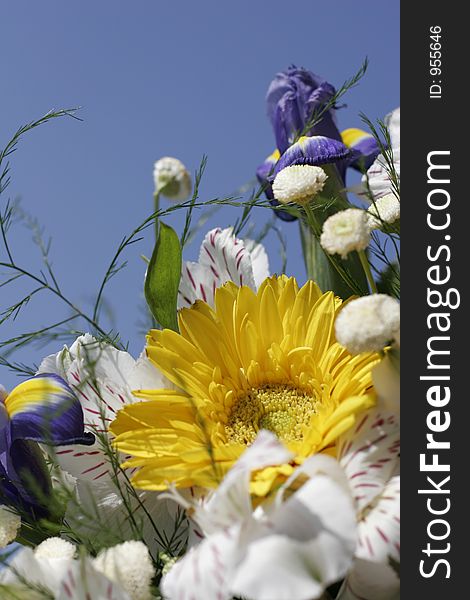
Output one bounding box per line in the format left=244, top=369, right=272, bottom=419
left=144, top=222, right=182, bottom=331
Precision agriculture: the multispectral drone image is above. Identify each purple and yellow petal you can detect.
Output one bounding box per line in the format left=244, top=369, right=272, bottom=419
left=273, top=135, right=351, bottom=177
left=5, top=373, right=94, bottom=446
left=341, top=128, right=380, bottom=171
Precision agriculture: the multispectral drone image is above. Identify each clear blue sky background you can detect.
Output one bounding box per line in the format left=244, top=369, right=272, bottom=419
left=1, top=1, right=399, bottom=389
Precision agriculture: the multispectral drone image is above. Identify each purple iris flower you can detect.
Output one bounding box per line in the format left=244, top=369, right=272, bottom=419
left=256, top=149, right=297, bottom=222
left=0, top=373, right=94, bottom=517
left=266, top=66, right=342, bottom=154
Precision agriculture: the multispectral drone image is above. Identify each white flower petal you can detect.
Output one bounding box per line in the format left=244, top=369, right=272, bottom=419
left=162, top=528, right=239, bottom=600
left=197, top=430, right=292, bottom=533
left=37, top=335, right=178, bottom=556
left=243, top=237, right=270, bottom=288
left=355, top=107, right=400, bottom=201
left=178, top=227, right=270, bottom=308
left=232, top=469, right=356, bottom=600
left=178, top=261, right=217, bottom=308
left=356, top=475, right=400, bottom=564
left=198, top=227, right=257, bottom=288
left=364, top=150, right=400, bottom=200
left=338, top=558, right=400, bottom=600
left=57, top=557, right=131, bottom=600
left=385, top=108, right=400, bottom=151
left=231, top=535, right=327, bottom=600
left=128, top=351, right=172, bottom=391
left=337, top=410, right=400, bottom=513
left=39, top=335, right=168, bottom=483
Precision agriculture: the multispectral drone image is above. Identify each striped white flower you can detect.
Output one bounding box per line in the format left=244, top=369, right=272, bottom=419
left=162, top=411, right=400, bottom=600
left=178, top=227, right=269, bottom=309
left=37, top=335, right=176, bottom=553
left=361, top=108, right=400, bottom=201
left=336, top=410, right=400, bottom=600
left=0, top=546, right=132, bottom=599
left=162, top=431, right=357, bottom=600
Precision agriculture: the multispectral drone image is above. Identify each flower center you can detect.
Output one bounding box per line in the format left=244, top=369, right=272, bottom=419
left=225, top=384, right=317, bottom=444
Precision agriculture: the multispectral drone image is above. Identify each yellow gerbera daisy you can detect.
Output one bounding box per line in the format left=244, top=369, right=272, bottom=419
left=111, top=276, right=378, bottom=496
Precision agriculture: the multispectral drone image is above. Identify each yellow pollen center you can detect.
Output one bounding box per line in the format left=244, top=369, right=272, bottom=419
left=225, top=384, right=317, bottom=444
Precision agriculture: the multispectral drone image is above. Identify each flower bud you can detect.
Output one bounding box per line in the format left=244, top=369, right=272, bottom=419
left=153, top=157, right=191, bottom=201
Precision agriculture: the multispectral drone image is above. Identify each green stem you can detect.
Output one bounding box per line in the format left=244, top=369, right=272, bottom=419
left=358, top=249, right=378, bottom=293
left=300, top=204, right=365, bottom=296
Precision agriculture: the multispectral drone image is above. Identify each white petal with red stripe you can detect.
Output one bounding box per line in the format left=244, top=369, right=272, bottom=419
left=178, top=227, right=270, bottom=309
left=162, top=527, right=239, bottom=600
left=337, top=409, right=400, bottom=514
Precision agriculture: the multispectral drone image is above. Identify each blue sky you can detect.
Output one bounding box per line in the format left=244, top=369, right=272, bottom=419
left=1, top=1, right=399, bottom=389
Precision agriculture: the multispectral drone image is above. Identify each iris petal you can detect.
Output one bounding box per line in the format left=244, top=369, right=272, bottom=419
left=273, top=136, right=351, bottom=177
left=5, top=373, right=95, bottom=446
left=256, top=150, right=297, bottom=222
left=0, top=439, right=52, bottom=518
left=341, top=128, right=380, bottom=171
left=266, top=66, right=342, bottom=153
left=8, top=439, right=53, bottom=515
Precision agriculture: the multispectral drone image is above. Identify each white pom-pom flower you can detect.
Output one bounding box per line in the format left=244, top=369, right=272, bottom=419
left=367, top=193, right=400, bottom=228
left=359, top=108, right=400, bottom=201
left=34, top=536, right=77, bottom=560
left=93, top=540, right=155, bottom=600
left=0, top=506, right=21, bottom=548
left=153, top=156, right=191, bottom=201
left=335, top=294, right=400, bottom=354
left=320, top=208, right=371, bottom=259
left=272, top=164, right=328, bottom=205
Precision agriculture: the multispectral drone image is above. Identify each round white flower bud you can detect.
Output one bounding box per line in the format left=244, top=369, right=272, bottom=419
left=0, top=506, right=21, bottom=548
left=93, top=541, right=154, bottom=600
left=34, top=536, right=77, bottom=560
left=367, top=193, right=400, bottom=228
left=335, top=294, right=400, bottom=354
left=153, top=157, right=191, bottom=201
left=272, top=165, right=328, bottom=205
left=320, top=208, right=371, bottom=259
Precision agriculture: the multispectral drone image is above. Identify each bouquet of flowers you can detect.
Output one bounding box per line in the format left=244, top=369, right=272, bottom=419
left=0, top=62, right=400, bottom=600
